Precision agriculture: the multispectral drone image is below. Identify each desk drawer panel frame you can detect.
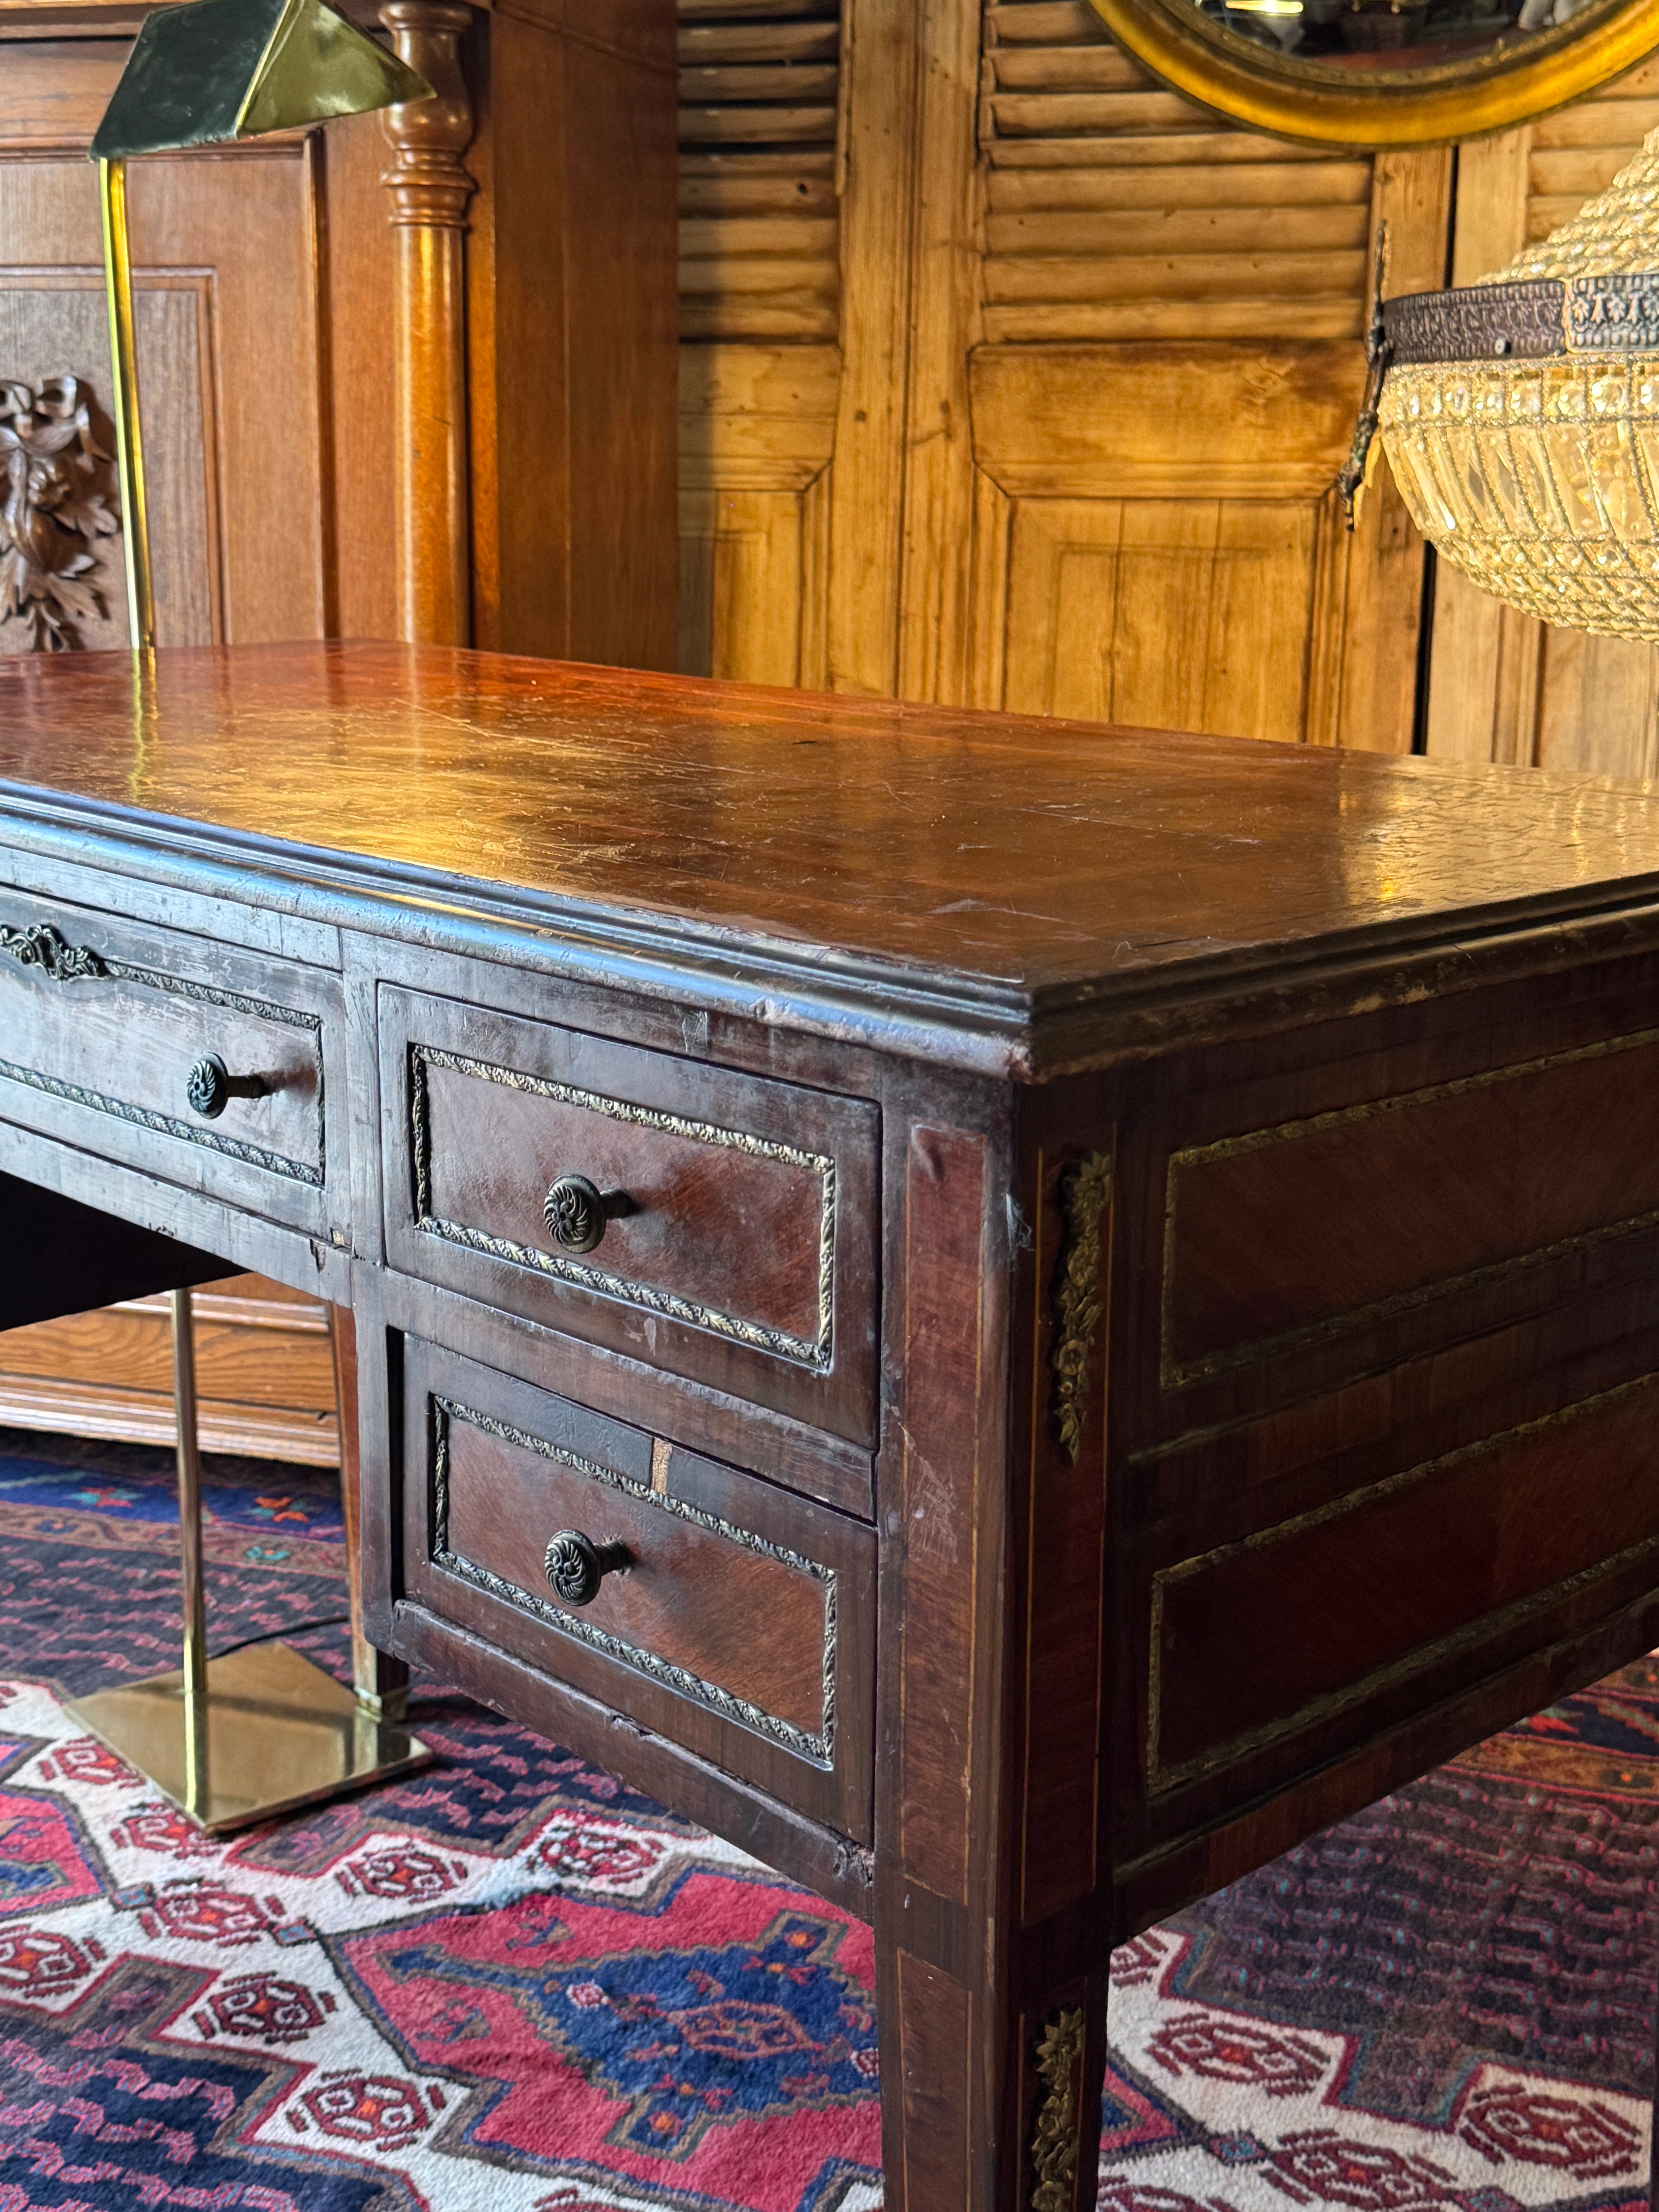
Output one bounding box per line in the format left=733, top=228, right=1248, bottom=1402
left=380, top=986, right=880, bottom=1443
left=397, top=1334, right=876, bottom=1838
left=1160, top=1027, right=1659, bottom=1396
left=1143, top=1365, right=1659, bottom=1799
left=0, top=892, right=338, bottom=1232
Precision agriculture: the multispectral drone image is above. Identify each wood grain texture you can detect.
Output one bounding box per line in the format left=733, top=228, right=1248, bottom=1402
left=381, top=0, right=476, bottom=650
left=677, top=0, right=839, bottom=344
left=890, top=1949, right=974, bottom=2209
left=1163, top=1031, right=1659, bottom=1382
left=19, top=642, right=1659, bottom=1079
left=827, top=0, right=918, bottom=696
left=0, top=4, right=678, bottom=673
left=331, top=1302, right=410, bottom=1710
left=0, top=1276, right=337, bottom=1453
left=979, top=0, right=1372, bottom=346
left=896, top=1123, right=987, bottom=1902
left=0, top=879, right=343, bottom=1239
left=479, top=2, right=679, bottom=668
left=971, top=342, right=1365, bottom=502
left=1152, top=1368, right=1659, bottom=1786
left=1019, top=1135, right=1111, bottom=1927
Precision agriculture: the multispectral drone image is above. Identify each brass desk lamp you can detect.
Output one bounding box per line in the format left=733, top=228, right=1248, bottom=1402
left=62, top=0, right=435, bottom=1832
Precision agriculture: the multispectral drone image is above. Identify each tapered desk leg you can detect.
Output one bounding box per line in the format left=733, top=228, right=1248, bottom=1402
left=876, top=1915, right=1108, bottom=2210
left=330, top=1304, right=410, bottom=1722
left=876, top=1118, right=1113, bottom=2207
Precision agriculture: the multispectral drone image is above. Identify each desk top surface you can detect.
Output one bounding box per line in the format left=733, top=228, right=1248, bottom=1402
left=6, top=642, right=1659, bottom=1072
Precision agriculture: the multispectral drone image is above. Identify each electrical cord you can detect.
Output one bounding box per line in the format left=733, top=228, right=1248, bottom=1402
left=208, top=1613, right=352, bottom=1664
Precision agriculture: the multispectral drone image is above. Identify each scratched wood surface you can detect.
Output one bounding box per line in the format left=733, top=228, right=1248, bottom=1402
left=7, top=645, right=1659, bottom=1049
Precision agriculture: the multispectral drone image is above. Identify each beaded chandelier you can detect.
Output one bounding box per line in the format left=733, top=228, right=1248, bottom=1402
left=1379, top=132, right=1659, bottom=642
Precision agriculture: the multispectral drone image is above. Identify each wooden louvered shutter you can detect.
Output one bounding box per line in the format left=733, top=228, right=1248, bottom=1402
left=677, top=0, right=842, bottom=685
left=677, top=0, right=1453, bottom=748
left=981, top=1, right=1372, bottom=347
left=968, top=0, right=1444, bottom=747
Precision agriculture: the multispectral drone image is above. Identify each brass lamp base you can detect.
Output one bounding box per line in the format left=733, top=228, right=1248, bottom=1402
left=65, top=1640, right=430, bottom=1836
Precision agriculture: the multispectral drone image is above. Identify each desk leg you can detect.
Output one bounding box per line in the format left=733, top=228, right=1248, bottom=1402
left=329, top=1305, right=410, bottom=1722
left=875, top=1920, right=1108, bottom=2210
left=878, top=1120, right=1110, bottom=2206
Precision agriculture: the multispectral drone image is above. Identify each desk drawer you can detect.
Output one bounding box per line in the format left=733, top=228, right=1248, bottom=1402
left=0, top=893, right=335, bottom=1230
left=399, top=1336, right=875, bottom=1837
left=380, top=988, right=879, bottom=1443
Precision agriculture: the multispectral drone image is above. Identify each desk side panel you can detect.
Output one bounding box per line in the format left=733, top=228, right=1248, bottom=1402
left=1102, top=950, right=1659, bottom=1931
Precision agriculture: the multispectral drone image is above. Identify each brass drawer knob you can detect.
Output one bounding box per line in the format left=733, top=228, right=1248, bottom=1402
left=186, top=1053, right=269, bottom=1120
left=545, top=1528, right=631, bottom=1607
left=543, top=1173, right=634, bottom=1254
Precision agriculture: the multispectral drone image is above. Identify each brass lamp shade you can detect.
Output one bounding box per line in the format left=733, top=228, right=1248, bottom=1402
left=90, top=0, right=429, bottom=159
left=1378, top=135, right=1659, bottom=643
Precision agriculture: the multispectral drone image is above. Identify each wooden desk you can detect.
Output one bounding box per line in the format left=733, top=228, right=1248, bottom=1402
left=6, top=641, right=1659, bottom=2210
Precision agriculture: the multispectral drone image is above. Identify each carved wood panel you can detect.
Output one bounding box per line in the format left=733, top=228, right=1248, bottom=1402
left=0, top=144, right=327, bottom=649
left=0, top=273, right=217, bottom=650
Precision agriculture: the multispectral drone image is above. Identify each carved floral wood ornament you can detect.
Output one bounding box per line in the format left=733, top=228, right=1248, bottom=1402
left=0, top=376, right=117, bottom=652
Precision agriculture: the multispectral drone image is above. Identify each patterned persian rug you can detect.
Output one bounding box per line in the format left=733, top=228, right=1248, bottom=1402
left=0, top=1432, right=1652, bottom=2212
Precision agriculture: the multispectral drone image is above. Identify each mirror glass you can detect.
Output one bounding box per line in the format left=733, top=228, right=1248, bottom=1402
left=1087, top=0, right=1659, bottom=144
left=1211, top=0, right=1577, bottom=68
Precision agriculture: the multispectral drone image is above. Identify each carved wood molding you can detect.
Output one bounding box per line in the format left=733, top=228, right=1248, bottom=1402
left=379, top=0, right=476, bottom=232
left=0, top=375, right=117, bottom=652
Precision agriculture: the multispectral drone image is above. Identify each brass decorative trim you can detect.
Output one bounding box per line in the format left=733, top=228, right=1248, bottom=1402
left=1386, top=273, right=1659, bottom=366
left=1050, top=1152, right=1111, bottom=1465
left=1161, top=1026, right=1659, bottom=1392
left=428, top=1394, right=837, bottom=1767
left=1146, top=1367, right=1659, bottom=1794
left=408, top=1042, right=836, bottom=1371
left=0, top=922, right=107, bottom=982
left=1030, top=2006, right=1087, bottom=2212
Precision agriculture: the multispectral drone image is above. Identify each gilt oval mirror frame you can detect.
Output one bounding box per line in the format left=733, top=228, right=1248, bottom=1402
left=1085, top=0, right=1659, bottom=146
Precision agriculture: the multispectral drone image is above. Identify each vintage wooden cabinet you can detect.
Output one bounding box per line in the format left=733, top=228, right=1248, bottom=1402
left=0, top=0, right=678, bottom=1451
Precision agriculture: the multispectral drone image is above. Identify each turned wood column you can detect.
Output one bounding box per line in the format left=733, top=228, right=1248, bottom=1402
left=380, top=0, right=475, bottom=647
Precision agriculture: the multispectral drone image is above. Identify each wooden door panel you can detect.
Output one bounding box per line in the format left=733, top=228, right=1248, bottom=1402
left=0, top=148, right=323, bottom=651
left=1536, top=632, right=1659, bottom=781
left=680, top=486, right=809, bottom=684
left=133, top=152, right=325, bottom=644
left=0, top=266, right=216, bottom=651
left=1003, top=495, right=1316, bottom=742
